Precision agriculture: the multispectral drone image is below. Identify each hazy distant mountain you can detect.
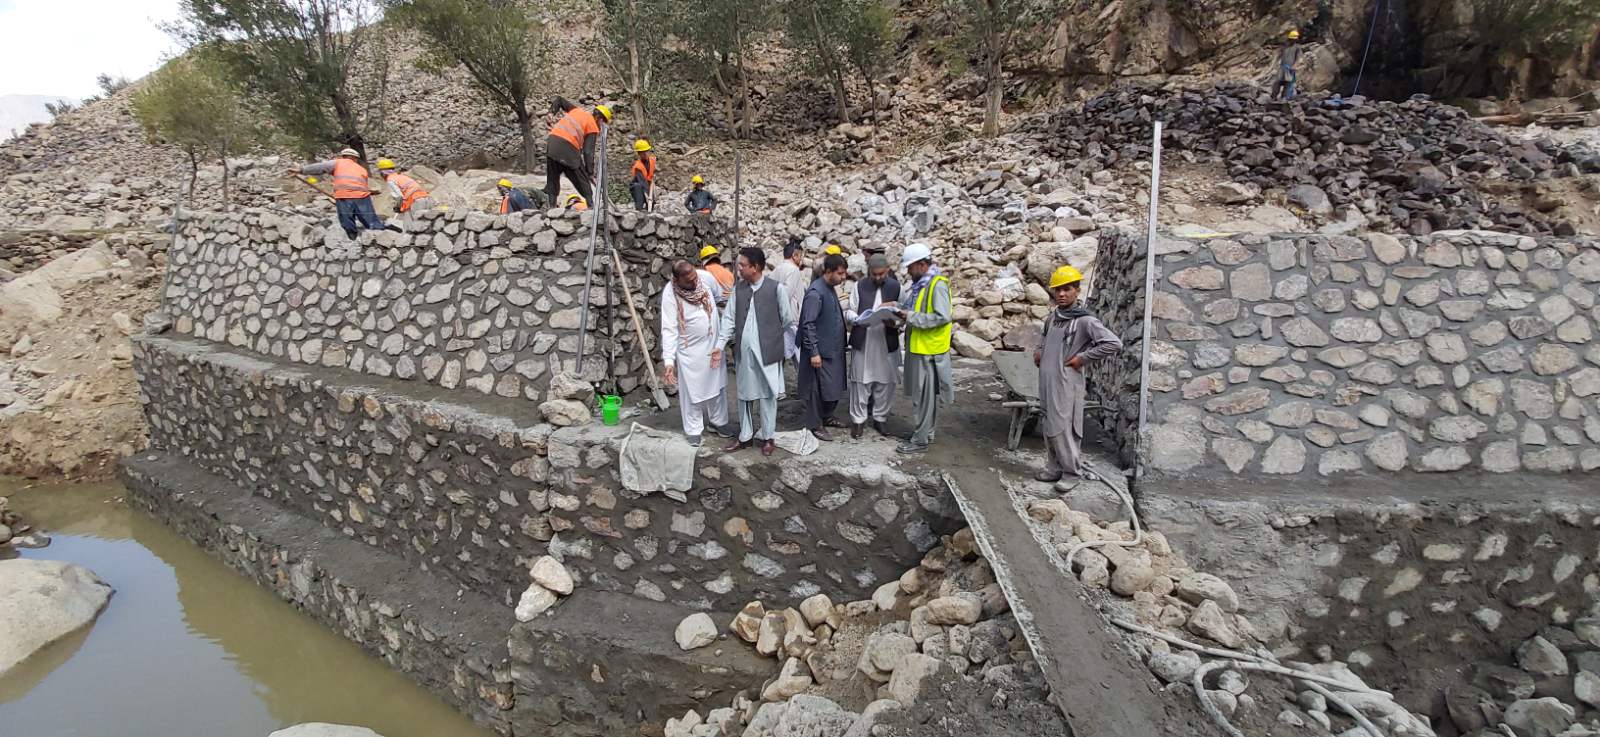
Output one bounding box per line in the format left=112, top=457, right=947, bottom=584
left=0, top=95, right=72, bottom=142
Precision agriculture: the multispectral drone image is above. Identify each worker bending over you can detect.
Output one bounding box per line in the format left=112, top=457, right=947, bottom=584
left=498, top=179, right=535, bottom=214
left=700, top=245, right=735, bottom=298
left=376, top=158, right=435, bottom=222
left=291, top=148, right=384, bottom=238
left=545, top=97, right=611, bottom=207
left=685, top=175, right=716, bottom=213
left=566, top=194, right=589, bottom=211
left=630, top=139, right=657, bottom=211
left=1033, top=265, right=1122, bottom=491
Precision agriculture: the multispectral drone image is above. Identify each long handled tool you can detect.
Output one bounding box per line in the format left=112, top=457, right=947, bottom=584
left=575, top=125, right=610, bottom=372
left=293, top=175, right=336, bottom=201
left=610, top=245, right=671, bottom=410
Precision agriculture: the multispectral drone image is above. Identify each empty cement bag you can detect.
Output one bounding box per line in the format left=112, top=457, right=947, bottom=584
left=618, top=422, right=697, bottom=493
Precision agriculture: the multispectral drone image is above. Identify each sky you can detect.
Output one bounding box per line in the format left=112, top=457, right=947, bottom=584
left=0, top=0, right=184, bottom=99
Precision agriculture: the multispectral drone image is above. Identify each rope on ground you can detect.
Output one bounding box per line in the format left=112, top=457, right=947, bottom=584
left=1191, top=659, right=1246, bottom=737
left=1302, top=678, right=1389, bottom=737
left=1108, top=617, right=1394, bottom=698
left=1060, top=458, right=1144, bottom=571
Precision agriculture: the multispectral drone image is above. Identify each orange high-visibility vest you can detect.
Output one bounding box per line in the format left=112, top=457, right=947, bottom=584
left=389, top=173, right=428, bottom=212
left=548, top=108, right=599, bottom=150
left=630, top=154, right=657, bottom=183
left=331, top=158, right=371, bottom=199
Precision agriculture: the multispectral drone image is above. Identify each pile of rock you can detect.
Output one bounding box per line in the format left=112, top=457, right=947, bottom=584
left=513, top=555, right=575, bottom=621
left=665, top=526, right=1063, bottom=737
left=1036, top=83, right=1598, bottom=235
left=1442, top=623, right=1600, bottom=736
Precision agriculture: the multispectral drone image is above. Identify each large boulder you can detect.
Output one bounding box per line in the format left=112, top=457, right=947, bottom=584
left=0, top=559, right=114, bottom=675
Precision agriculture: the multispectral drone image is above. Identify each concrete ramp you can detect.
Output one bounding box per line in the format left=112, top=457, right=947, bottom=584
left=940, top=468, right=1221, bottom=737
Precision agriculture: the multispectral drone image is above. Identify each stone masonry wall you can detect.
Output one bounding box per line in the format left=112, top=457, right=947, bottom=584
left=133, top=334, right=961, bottom=613
left=1086, top=227, right=1148, bottom=468
left=160, top=207, right=711, bottom=405
left=1120, top=228, right=1600, bottom=480
left=1144, top=492, right=1600, bottom=709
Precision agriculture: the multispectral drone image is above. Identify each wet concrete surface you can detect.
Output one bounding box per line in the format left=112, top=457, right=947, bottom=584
left=0, top=480, right=498, bottom=737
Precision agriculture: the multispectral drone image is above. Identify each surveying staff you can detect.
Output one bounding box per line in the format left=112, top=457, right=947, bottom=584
left=376, top=158, right=434, bottom=222
left=798, top=254, right=849, bottom=441
left=545, top=96, right=611, bottom=207
left=498, top=179, right=535, bottom=214
left=895, top=242, right=952, bottom=455
left=1273, top=30, right=1301, bottom=100
left=630, top=139, right=657, bottom=211
left=845, top=253, right=900, bottom=439
left=291, top=148, right=384, bottom=238
left=1033, top=266, right=1122, bottom=491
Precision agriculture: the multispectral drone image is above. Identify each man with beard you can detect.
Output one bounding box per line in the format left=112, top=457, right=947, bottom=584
left=845, top=253, right=900, bottom=439
left=1033, top=265, right=1122, bottom=491
left=661, top=260, right=732, bottom=446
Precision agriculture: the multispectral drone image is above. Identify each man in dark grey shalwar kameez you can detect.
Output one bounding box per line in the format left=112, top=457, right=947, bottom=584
left=1034, top=265, right=1122, bottom=491
left=798, top=254, right=850, bottom=441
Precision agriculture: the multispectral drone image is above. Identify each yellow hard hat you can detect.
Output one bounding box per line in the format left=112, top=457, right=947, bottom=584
left=699, top=244, right=719, bottom=260
left=595, top=104, right=613, bottom=122
left=1287, top=29, right=1300, bottom=39
left=824, top=244, right=842, bottom=255
left=567, top=194, right=585, bottom=203
left=1049, top=265, right=1084, bottom=289
left=306, top=176, right=318, bottom=184
left=634, top=139, right=652, bottom=152
left=498, top=178, right=514, bottom=188
left=691, top=175, right=705, bottom=185
left=376, top=158, right=395, bottom=170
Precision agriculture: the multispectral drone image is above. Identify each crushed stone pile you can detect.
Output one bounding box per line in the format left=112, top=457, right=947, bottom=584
left=1037, top=83, right=1600, bottom=236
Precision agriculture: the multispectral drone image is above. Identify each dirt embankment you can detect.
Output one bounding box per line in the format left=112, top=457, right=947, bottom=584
left=0, top=243, right=159, bottom=479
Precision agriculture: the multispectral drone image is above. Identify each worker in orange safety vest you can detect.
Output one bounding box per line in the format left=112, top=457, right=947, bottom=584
left=291, top=147, right=385, bottom=238
left=630, top=139, right=657, bottom=211
left=376, top=158, right=436, bottom=222
left=544, top=96, right=610, bottom=208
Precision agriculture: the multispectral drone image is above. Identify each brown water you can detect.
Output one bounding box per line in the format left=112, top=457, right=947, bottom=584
left=0, top=481, right=499, bottom=737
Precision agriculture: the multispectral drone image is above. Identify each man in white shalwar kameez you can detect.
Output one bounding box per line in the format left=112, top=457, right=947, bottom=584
left=844, top=253, right=901, bottom=439
left=661, top=260, right=732, bottom=446
left=716, top=247, right=795, bottom=457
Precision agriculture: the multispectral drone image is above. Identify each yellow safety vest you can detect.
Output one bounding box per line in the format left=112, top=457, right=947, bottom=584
left=907, top=275, right=951, bottom=355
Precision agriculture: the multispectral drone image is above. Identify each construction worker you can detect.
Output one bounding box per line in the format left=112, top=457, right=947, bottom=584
left=685, top=175, right=716, bottom=214
left=566, top=194, right=589, bottom=211
left=376, top=158, right=435, bottom=222
left=630, top=139, right=657, bottom=211
left=290, top=148, right=384, bottom=238
left=498, top=179, right=535, bottom=214
left=701, top=244, right=735, bottom=298
left=895, top=242, right=951, bottom=455
left=1033, top=266, right=1122, bottom=492
left=545, top=96, right=610, bottom=207
left=1273, top=30, right=1301, bottom=100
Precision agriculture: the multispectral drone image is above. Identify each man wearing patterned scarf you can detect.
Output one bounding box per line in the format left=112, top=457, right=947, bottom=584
left=661, top=260, right=732, bottom=446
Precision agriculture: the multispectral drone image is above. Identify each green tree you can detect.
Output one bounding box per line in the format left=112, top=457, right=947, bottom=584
left=171, top=0, right=390, bottom=160
left=785, top=0, right=854, bottom=123
left=598, top=0, right=678, bottom=137
left=131, top=55, right=264, bottom=208
left=387, top=0, right=550, bottom=172
left=678, top=0, right=770, bottom=138
left=943, top=0, right=1059, bottom=136
left=841, top=0, right=894, bottom=110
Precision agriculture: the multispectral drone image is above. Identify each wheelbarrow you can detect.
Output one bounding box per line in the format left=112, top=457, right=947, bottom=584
left=992, top=350, right=1103, bottom=451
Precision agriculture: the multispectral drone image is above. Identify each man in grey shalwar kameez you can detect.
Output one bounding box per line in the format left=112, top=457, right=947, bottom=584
left=845, top=254, right=900, bottom=439
left=1034, top=265, right=1122, bottom=491
left=716, top=247, right=796, bottom=457
left=896, top=242, right=954, bottom=455
left=799, top=254, right=849, bottom=440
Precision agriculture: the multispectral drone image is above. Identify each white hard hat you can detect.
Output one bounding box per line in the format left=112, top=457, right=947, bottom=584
left=901, top=242, right=932, bottom=269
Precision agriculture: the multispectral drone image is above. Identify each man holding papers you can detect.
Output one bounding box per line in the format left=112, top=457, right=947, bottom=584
left=844, top=253, right=901, bottom=439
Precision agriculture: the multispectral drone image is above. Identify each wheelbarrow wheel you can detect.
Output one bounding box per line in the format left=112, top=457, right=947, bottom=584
left=1007, top=405, right=1027, bottom=451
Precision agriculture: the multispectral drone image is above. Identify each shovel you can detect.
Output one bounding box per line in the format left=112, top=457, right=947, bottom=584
left=610, top=246, right=671, bottom=410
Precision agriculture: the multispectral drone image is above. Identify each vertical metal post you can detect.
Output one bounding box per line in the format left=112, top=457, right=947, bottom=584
left=732, top=149, right=742, bottom=250
left=1135, top=120, right=1163, bottom=478
left=575, top=124, right=609, bottom=375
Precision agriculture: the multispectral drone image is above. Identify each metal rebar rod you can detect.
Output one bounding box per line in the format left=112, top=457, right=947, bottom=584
left=1135, top=120, right=1163, bottom=478
left=574, top=124, right=609, bottom=374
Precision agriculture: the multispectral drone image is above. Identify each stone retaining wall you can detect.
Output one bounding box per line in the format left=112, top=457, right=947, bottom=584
left=1144, top=492, right=1600, bottom=709
left=1104, top=228, right=1600, bottom=481
left=133, top=334, right=961, bottom=612
left=159, top=207, right=711, bottom=406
